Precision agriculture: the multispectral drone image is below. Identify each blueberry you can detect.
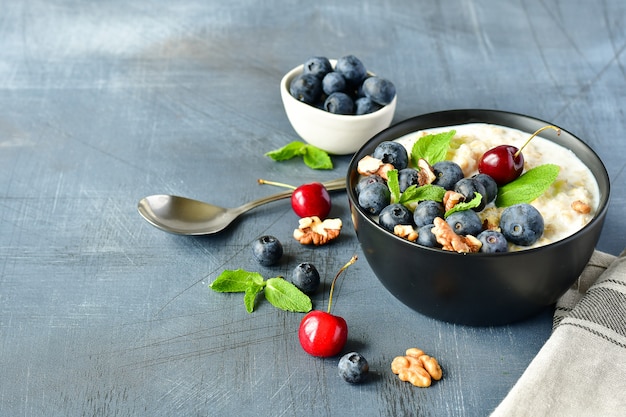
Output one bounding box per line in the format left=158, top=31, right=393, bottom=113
left=372, top=141, right=409, bottom=170
left=432, top=161, right=465, bottom=190
left=453, top=178, right=488, bottom=211
left=303, top=56, right=332, bottom=79
left=362, top=76, right=396, bottom=105
left=472, top=173, right=498, bottom=203
left=289, top=73, right=322, bottom=105
left=398, top=168, right=420, bottom=192
left=251, top=235, right=283, bottom=266
left=477, top=230, right=508, bottom=253
left=413, top=200, right=444, bottom=228
left=324, top=92, right=354, bottom=115
left=335, top=55, right=367, bottom=86
left=354, top=96, right=383, bottom=115
left=445, top=210, right=483, bottom=236
left=338, top=352, right=369, bottom=384
left=322, top=71, right=346, bottom=95
left=291, top=262, right=320, bottom=293
left=378, top=203, right=413, bottom=233
left=357, top=181, right=390, bottom=215
left=417, top=223, right=440, bottom=248
left=355, top=174, right=385, bottom=195
left=500, top=204, right=544, bottom=246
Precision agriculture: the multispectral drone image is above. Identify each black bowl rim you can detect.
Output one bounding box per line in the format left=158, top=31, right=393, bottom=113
left=346, top=108, right=611, bottom=257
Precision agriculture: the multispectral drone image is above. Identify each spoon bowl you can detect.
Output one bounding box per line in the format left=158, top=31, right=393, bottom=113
left=138, top=178, right=346, bottom=235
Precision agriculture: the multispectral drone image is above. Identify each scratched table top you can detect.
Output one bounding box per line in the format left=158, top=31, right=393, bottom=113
left=1, top=1, right=624, bottom=416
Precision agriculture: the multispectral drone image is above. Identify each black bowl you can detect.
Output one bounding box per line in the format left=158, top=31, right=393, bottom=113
left=347, top=109, right=610, bottom=326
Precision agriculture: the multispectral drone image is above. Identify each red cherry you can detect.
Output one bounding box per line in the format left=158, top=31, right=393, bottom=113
left=291, top=182, right=331, bottom=218
left=298, top=310, right=348, bottom=357
left=478, top=144, right=524, bottom=185
left=297, top=255, right=357, bottom=357
left=257, top=179, right=331, bottom=218
left=478, top=125, right=562, bottom=186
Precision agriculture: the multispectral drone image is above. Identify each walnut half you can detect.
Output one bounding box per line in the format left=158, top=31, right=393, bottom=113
left=431, top=217, right=482, bottom=253
left=293, top=216, right=342, bottom=245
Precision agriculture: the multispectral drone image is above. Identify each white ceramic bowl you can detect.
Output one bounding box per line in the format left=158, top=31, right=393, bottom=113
left=280, top=60, right=397, bottom=155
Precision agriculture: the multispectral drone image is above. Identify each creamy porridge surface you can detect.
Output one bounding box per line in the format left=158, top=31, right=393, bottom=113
left=394, top=123, right=599, bottom=250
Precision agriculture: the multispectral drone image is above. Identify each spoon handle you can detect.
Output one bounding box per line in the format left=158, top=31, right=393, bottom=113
left=235, top=177, right=346, bottom=214
left=321, top=177, right=347, bottom=191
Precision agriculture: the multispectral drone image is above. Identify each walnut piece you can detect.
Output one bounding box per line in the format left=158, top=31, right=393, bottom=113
left=431, top=217, right=482, bottom=253
left=394, top=224, right=418, bottom=241
left=391, top=347, right=443, bottom=388
left=443, top=190, right=465, bottom=212
left=571, top=200, right=591, bottom=214
left=357, top=155, right=395, bottom=180
left=416, top=158, right=436, bottom=186
left=293, top=216, right=342, bottom=246
left=357, top=155, right=383, bottom=175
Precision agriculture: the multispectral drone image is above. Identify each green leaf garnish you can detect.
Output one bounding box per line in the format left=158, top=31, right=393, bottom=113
left=244, top=283, right=264, bottom=313
left=387, top=169, right=401, bottom=203
left=495, top=164, right=560, bottom=207
left=444, top=192, right=482, bottom=217
left=264, top=278, right=312, bottom=312
left=210, top=269, right=263, bottom=292
left=398, top=184, right=446, bottom=205
left=411, top=130, right=456, bottom=167
left=209, top=269, right=312, bottom=313
left=266, top=141, right=333, bottom=170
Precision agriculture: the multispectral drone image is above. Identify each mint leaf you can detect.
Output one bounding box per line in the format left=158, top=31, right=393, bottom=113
left=411, top=130, right=456, bottom=166
left=387, top=169, right=401, bottom=203
left=303, top=145, right=333, bottom=170
left=244, top=283, right=264, bottom=313
left=266, top=141, right=333, bottom=170
left=399, top=184, right=446, bottom=205
left=265, top=141, right=307, bottom=161
left=444, top=192, right=482, bottom=217
left=210, top=270, right=312, bottom=313
left=210, top=269, right=264, bottom=293
left=496, top=164, right=560, bottom=207
left=264, top=277, right=312, bottom=312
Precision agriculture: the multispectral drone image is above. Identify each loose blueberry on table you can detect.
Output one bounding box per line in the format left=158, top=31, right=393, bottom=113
left=298, top=256, right=357, bottom=357
left=251, top=235, right=283, bottom=266
left=338, top=352, right=369, bottom=384
left=291, top=262, right=321, bottom=294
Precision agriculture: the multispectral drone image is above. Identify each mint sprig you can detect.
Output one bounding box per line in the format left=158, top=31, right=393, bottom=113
left=266, top=141, right=333, bottom=170
left=496, top=164, right=560, bottom=207
left=411, top=130, right=456, bottom=167
left=386, top=168, right=446, bottom=207
left=399, top=184, right=446, bottom=205
left=210, top=269, right=312, bottom=313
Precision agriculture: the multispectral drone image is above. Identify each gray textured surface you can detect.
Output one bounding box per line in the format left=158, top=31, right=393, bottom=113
left=1, top=1, right=624, bottom=416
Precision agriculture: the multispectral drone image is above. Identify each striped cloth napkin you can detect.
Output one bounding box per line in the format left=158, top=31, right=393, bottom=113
left=491, top=249, right=626, bottom=417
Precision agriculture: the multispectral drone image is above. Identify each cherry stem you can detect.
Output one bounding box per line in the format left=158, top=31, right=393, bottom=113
left=327, top=255, right=358, bottom=314
left=257, top=179, right=296, bottom=190
left=514, top=125, right=561, bottom=158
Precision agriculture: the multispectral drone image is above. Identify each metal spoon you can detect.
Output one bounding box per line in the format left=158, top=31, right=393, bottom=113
left=137, top=177, right=347, bottom=235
